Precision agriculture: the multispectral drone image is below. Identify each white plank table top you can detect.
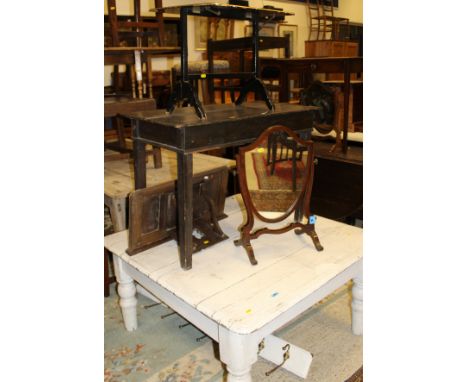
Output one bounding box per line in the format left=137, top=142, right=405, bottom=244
left=104, top=149, right=236, bottom=199
left=105, top=195, right=362, bottom=335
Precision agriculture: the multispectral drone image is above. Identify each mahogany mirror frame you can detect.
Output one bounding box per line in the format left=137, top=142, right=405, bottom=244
left=234, top=124, right=324, bottom=265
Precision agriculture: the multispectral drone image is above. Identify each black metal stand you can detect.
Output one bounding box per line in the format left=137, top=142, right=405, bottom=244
left=235, top=76, right=274, bottom=111
left=166, top=4, right=286, bottom=118
left=167, top=80, right=206, bottom=119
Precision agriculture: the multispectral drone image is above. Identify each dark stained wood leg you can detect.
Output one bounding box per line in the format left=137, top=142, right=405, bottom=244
left=177, top=152, right=193, bottom=270
left=152, top=146, right=162, bottom=169
left=279, top=63, right=289, bottom=103
left=342, top=60, right=351, bottom=154
left=115, top=116, right=126, bottom=148
left=307, top=226, right=324, bottom=251
left=234, top=235, right=258, bottom=265
left=295, top=225, right=324, bottom=251
left=292, top=146, right=297, bottom=192
left=234, top=150, right=258, bottom=265
left=130, top=64, right=136, bottom=99
left=235, top=77, right=274, bottom=111
left=133, top=136, right=147, bottom=189
left=146, top=56, right=153, bottom=98
left=112, top=65, right=119, bottom=94
left=266, top=134, right=272, bottom=166
left=270, top=138, right=277, bottom=175
left=200, top=181, right=228, bottom=240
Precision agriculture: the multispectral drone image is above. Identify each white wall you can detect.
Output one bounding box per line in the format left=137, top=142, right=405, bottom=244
left=104, top=0, right=362, bottom=85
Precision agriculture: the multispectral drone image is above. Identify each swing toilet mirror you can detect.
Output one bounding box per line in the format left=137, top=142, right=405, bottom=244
left=234, top=125, right=324, bottom=265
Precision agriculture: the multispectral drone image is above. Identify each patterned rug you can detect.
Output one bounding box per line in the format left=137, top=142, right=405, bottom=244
left=105, top=282, right=362, bottom=382
left=251, top=152, right=305, bottom=190
left=250, top=152, right=304, bottom=212
left=105, top=287, right=224, bottom=382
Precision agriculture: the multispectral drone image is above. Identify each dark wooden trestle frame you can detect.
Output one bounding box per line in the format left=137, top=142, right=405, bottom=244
left=234, top=125, right=324, bottom=265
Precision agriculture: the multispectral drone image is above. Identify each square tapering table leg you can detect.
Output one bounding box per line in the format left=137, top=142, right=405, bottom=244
left=177, top=152, right=193, bottom=270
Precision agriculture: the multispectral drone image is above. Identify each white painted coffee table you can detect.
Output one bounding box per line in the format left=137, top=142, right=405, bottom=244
left=104, top=195, right=363, bottom=381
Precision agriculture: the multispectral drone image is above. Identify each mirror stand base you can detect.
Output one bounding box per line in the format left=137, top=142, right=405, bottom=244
left=234, top=222, right=323, bottom=265
left=294, top=225, right=324, bottom=251
left=234, top=237, right=258, bottom=266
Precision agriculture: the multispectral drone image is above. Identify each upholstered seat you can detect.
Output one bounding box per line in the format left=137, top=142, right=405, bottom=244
left=171, top=60, right=230, bottom=103
left=171, top=60, right=230, bottom=74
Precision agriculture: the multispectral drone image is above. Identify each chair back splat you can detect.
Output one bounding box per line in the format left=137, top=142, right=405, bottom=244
left=306, top=0, right=349, bottom=41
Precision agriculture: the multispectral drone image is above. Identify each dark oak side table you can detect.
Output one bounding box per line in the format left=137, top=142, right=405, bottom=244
left=126, top=102, right=319, bottom=270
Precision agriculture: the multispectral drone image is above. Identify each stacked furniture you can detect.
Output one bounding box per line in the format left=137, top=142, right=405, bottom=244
left=306, top=0, right=349, bottom=41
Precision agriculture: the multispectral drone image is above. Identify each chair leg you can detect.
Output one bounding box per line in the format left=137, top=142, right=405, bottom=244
left=270, top=139, right=277, bottom=175
left=152, top=146, right=162, bottom=169
left=220, top=79, right=226, bottom=104
left=292, top=145, right=297, bottom=192
left=115, top=116, right=126, bottom=148
left=104, top=248, right=110, bottom=297
left=129, top=64, right=137, bottom=99
left=266, top=134, right=272, bottom=165
left=146, top=57, right=153, bottom=98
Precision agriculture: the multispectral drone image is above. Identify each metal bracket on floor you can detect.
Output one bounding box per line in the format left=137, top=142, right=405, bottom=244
left=196, top=334, right=208, bottom=342
left=161, top=311, right=177, bottom=319
left=265, top=344, right=290, bottom=376
left=258, top=339, right=265, bottom=354
left=144, top=302, right=161, bottom=309
left=258, top=335, right=313, bottom=379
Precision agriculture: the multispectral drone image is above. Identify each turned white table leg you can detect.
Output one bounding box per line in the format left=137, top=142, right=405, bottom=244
left=351, top=271, right=363, bottom=336
left=113, top=255, right=138, bottom=331
left=219, top=327, right=258, bottom=382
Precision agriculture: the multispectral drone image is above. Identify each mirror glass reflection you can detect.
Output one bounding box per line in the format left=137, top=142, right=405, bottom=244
left=245, top=130, right=309, bottom=218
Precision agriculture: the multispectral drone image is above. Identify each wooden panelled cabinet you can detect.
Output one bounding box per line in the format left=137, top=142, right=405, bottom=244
left=305, top=40, right=359, bottom=81
left=304, top=40, right=358, bottom=58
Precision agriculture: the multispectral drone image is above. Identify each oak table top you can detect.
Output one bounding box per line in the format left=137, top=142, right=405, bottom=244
left=104, top=148, right=235, bottom=200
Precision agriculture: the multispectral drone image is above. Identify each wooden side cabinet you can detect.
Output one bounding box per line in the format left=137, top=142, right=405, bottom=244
left=304, top=40, right=358, bottom=58
left=304, top=40, right=359, bottom=81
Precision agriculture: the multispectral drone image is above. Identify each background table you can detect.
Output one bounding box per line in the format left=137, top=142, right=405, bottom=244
left=104, top=195, right=363, bottom=381
left=259, top=57, right=363, bottom=153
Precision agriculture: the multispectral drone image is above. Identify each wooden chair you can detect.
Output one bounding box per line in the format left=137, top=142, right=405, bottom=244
left=266, top=130, right=311, bottom=192
left=307, top=0, right=349, bottom=41
left=106, top=0, right=166, bottom=98
left=105, top=0, right=166, bottom=165
left=170, top=17, right=233, bottom=105
left=104, top=95, right=162, bottom=168
left=206, top=36, right=291, bottom=104
left=307, top=0, right=322, bottom=41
